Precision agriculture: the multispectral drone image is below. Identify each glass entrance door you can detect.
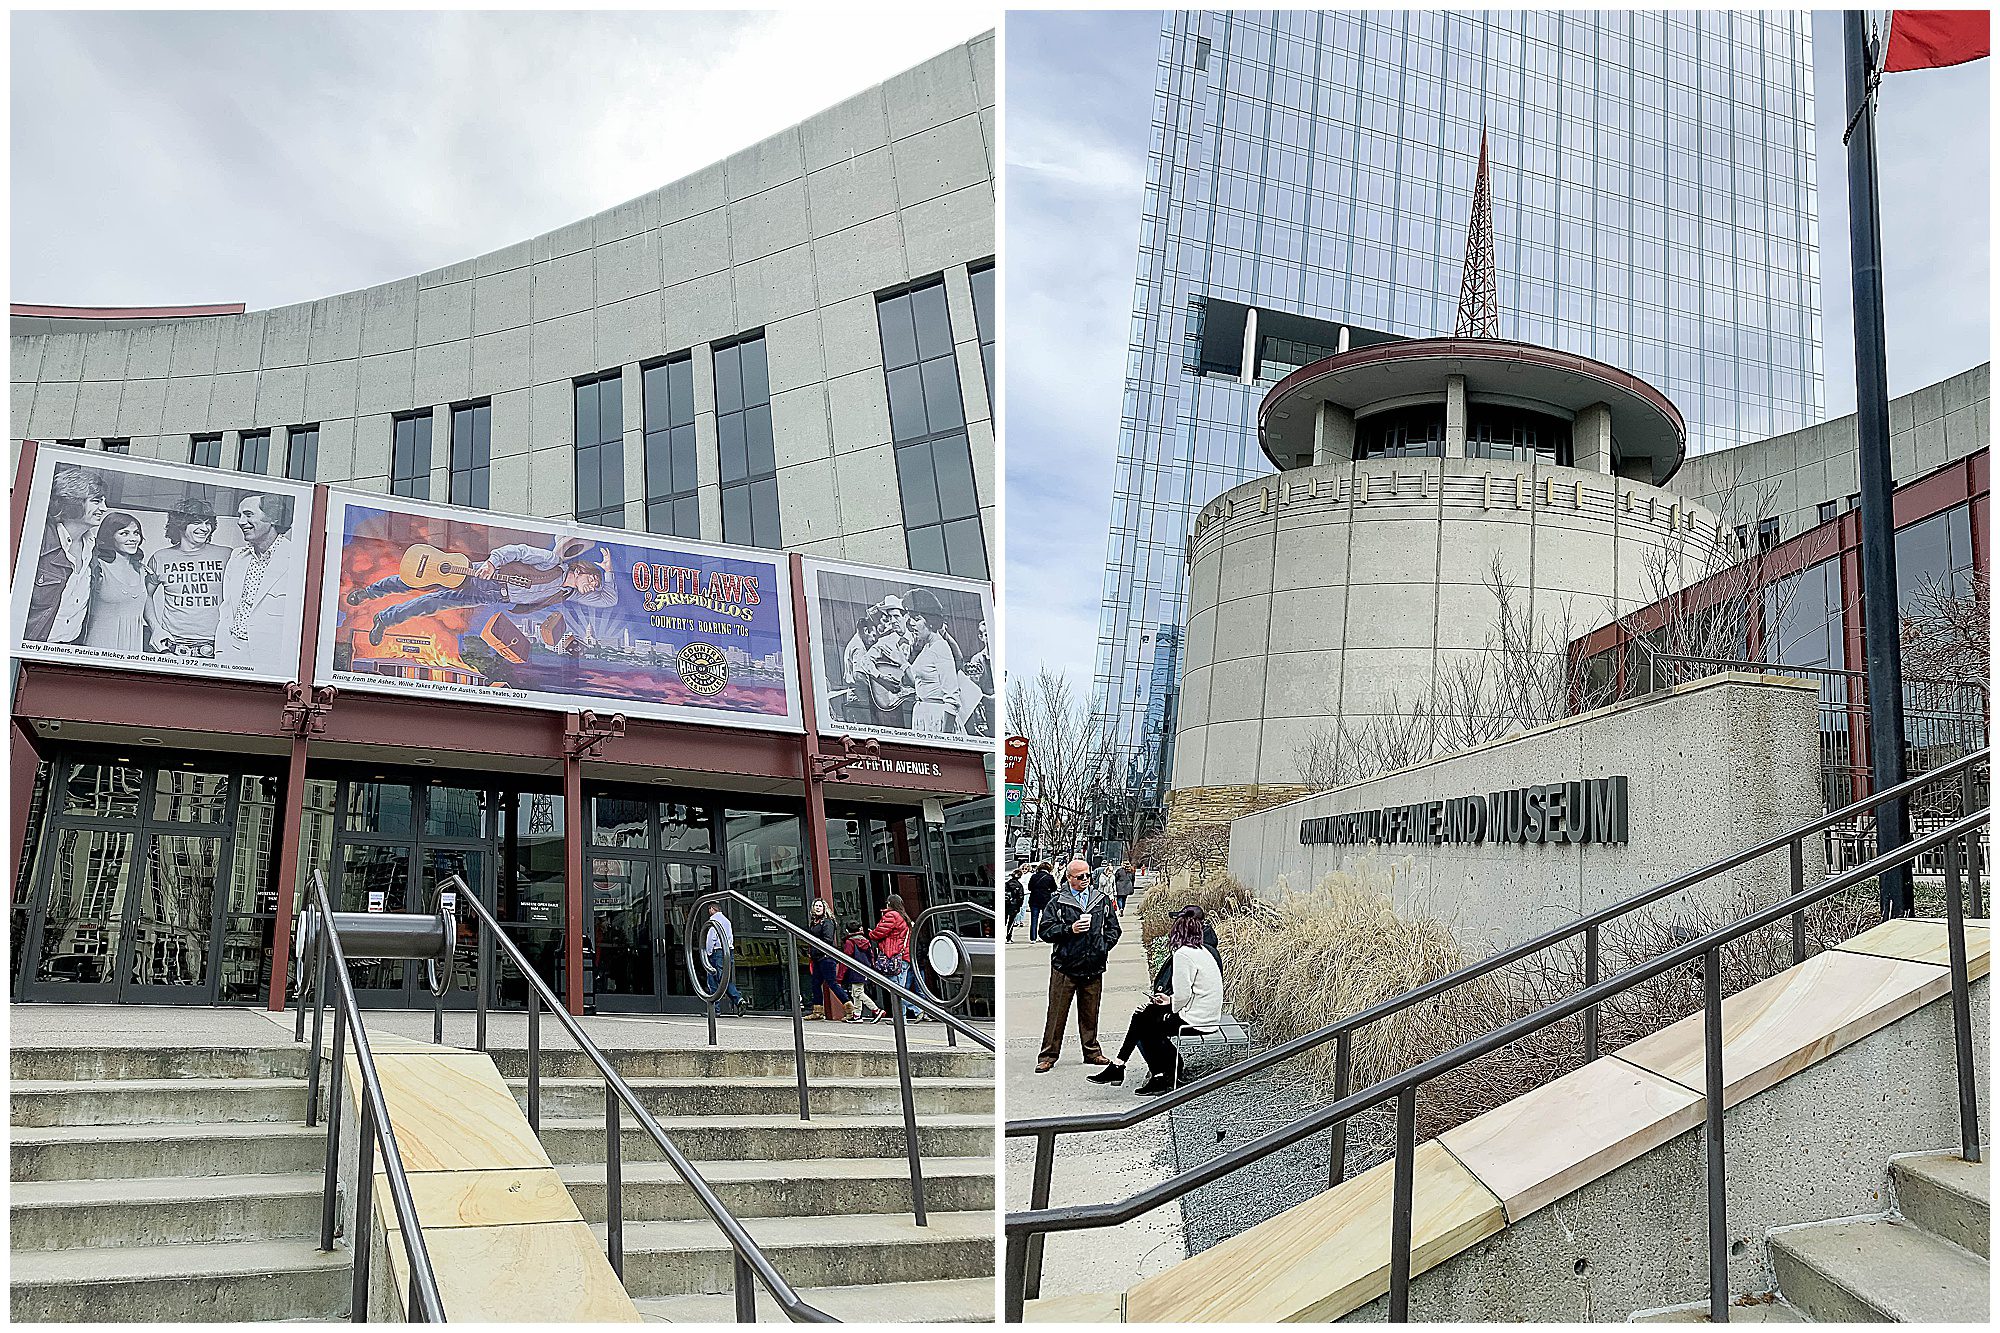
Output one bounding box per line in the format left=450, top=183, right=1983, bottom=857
left=19, top=756, right=269, bottom=1006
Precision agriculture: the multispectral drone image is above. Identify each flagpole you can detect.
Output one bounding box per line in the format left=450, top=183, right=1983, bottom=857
left=1843, top=10, right=1912, bottom=917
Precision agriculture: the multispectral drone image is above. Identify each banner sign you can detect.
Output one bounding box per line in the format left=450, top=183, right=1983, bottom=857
left=317, top=495, right=801, bottom=730
left=1300, top=777, right=1630, bottom=848
left=11, top=450, right=313, bottom=682
left=1004, top=735, right=1029, bottom=785
left=800, top=557, right=994, bottom=753
left=1005, top=783, right=1023, bottom=818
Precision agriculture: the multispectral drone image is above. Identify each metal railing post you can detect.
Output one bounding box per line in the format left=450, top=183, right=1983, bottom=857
left=351, top=1099, right=376, bottom=1322
left=734, top=1253, right=756, bottom=1322
left=1942, top=833, right=1981, bottom=1163
left=787, top=933, right=810, bottom=1121
left=526, top=986, right=541, bottom=1135
left=1004, top=1229, right=1030, bottom=1322
left=1329, top=1029, right=1352, bottom=1187
left=1704, top=946, right=1729, bottom=1324
left=890, top=1001, right=928, bottom=1225
left=320, top=1001, right=347, bottom=1252
left=1582, top=925, right=1600, bottom=1063
left=475, top=925, right=489, bottom=1053
left=1387, top=1086, right=1416, bottom=1322
left=433, top=982, right=444, bottom=1047
left=1788, top=838, right=1807, bottom=965
left=306, top=923, right=328, bottom=1127
left=1963, top=768, right=1987, bottom=918
left=606, top=1081, right=624, bottom=1276
left=1025, top=1130, right=1054, bottom=1299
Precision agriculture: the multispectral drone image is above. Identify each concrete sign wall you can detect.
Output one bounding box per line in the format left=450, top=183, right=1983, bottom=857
left=1227, top=673, right=1827, bottom=955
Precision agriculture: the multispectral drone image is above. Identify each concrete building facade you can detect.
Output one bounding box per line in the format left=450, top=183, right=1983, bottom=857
left=10, top=34, right=996, bottom=580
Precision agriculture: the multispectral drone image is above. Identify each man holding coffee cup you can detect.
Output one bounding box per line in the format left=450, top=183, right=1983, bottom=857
left=1035, top=858, right=1122, bottom=1073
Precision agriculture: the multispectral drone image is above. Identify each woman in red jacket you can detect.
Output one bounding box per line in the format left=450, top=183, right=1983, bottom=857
left=868, top=894, right=925, bottom=1022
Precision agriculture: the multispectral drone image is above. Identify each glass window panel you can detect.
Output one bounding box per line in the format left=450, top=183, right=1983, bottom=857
left=751, top=477, right=781, bottom=549
left=153, top=769, right=231, bottom=824
left=931, top=433, right=979, bottom=520
left=718, top=411, right=748, bottom=482
left=737, top=337, right=769, bottom=403
left=919, top=356, right=965, bottom=431
left=895, top=442, right=942, bottom=527
left=61, top=759, right=144, bottom=818
left=132, top=834, right=220, bottom=987
left=424, top=784, right=489, bottom=839
left=878, top=294, right=919, bottom=369
left=342, top=781, right=416, bottom=837
left=722, top=484, right=750, bottom=543
left=714, top=345, right=743, bottom=415
left=886, top=366, right=929, bottom=439
left=910, top=283, right=953, bottom=355
left=660, top=800, right=716, bottom=853
left=745, top=404, right=775, bottom=476
left=907, top=523, right=947, bottom=573
left=37, top=828, right=135, bottom=984
left=943, top=517, right=988, bottom=580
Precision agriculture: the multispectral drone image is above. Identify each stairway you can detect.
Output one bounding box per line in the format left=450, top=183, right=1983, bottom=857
left=488, top=1043, right=996, bottom=1323
left=10, top=1036, right=995, bottom=1323
left=10, top=1044, right=347, bottom=1322
left=1765, top=1151, right=1988, bottom=1322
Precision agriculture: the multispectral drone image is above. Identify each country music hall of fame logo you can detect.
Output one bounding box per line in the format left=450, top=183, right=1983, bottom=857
left=676, top=641, right=729, bottom=696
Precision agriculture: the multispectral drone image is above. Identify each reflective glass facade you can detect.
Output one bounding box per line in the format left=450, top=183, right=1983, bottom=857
left=1095, top=9, right=1823, bottom=810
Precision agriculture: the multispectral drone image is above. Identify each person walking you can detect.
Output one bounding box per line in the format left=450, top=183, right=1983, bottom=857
left=1089, top=906, right=1223, bottom=1093
left=702, top=902, right=743, bottom=1016
left=868, top=894, right=924, bottom=1022
left=1004, top=865, right=1026, bottom=942
left=1114, top=861, right=1137, bottom=916
left=1035, top=859, right=1120, bottom=1072
left=1026, top=862, right=1057, bottom=943
left=808, top=898, right=850, bottom=1020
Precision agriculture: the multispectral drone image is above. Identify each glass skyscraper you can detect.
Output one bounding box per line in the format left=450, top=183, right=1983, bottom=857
left=1095, top=9, right=1823, bottom=822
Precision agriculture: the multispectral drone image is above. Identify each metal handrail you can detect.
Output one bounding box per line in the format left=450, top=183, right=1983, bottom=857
left=439, top=879, right=833, bottom=1323
left=1004, top=800, right=1989, bottom=1322
left=296, top=871, right=448, bottom=1322
left=684, top=888, right=995, bottom=1228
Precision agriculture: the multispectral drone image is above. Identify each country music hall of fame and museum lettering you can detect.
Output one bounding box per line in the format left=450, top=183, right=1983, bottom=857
left=319, top=495, right=802, bottom=730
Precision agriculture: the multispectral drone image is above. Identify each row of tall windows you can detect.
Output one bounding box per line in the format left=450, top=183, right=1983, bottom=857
left=877, top=278, right=987, bottom=578
left=389, top=406, right=492, bottom=506
left=187, top=427, right=317, bottom=480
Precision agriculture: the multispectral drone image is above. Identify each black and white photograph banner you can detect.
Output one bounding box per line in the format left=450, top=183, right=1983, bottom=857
left=801, top=558, right=995, bottom=751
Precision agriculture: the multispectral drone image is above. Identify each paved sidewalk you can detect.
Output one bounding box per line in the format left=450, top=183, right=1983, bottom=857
left=1003, top=901, right=1185, bottom=1302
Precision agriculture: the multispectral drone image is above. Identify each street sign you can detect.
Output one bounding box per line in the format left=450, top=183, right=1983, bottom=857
left=1004, top=735, right=1028, bottom=786
left=1005, top=783, right=1023, bottom=818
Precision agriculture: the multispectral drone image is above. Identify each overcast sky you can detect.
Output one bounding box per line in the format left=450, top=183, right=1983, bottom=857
left=1005, top=10, right=1992, bottom=691
left=10, top=9, right=994, bottom=310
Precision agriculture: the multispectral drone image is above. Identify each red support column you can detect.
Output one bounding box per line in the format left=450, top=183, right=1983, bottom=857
left=789, top=555, right=835, bottom=911
left=563, top=737, right=586, bottom=1015
left=265, top=483, right=331, bottom=1011
left=13, top=714, right=43, bottom=885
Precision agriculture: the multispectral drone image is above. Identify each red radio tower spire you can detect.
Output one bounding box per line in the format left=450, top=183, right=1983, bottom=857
left=1454, top=126, right=1500, bottom=339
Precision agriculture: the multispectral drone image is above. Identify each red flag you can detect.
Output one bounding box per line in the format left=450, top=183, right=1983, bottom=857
left=1883, top=10, right=1990, bottom=72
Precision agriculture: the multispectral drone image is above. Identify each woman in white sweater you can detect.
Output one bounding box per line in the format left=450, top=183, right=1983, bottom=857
left=1089, top=906, right=1224, bottom=1094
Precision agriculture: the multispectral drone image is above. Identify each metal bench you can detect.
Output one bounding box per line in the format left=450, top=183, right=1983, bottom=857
left=1170, top=1013, right=1252, bottom=1074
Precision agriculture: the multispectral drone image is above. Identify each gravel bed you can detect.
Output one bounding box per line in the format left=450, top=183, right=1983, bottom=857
left=1165, top=1041, right=1399, bottom=1254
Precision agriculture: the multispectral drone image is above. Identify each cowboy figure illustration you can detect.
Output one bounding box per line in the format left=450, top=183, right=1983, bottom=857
left=346, top=535, right=619, bottom=646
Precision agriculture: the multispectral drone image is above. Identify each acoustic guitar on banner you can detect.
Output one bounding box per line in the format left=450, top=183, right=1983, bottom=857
left=398, top=540, right=592, bottom=614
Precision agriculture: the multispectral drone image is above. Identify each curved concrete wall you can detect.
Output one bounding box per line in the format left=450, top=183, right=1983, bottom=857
left=1173, top=455, right=1731, bottom=793
left=10, top=36, right=995, bottom=572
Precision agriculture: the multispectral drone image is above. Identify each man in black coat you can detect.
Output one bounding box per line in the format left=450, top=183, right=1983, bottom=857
left=1004, top=865, right=1026, bottom=942
left=1026, top=861, right=1057, bottom=943
left=1035, top=859, right=1121, bottom=1072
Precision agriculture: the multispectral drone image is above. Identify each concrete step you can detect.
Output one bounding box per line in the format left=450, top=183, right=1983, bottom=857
left=636, top=1275, right=994, bottom=1323
left=535, top=1112, right=995, bottom=1167
left=10, top=1045, right=309, bottom=1082
left=11, top=1077, right=309, bottom=1127
left=9, top=1236, right=350, bottom=1322
left=11, top=1121, right=326, bottom=1183
left=517, top=1075, right=992, bottom=1120
left=10, top=1172, right=323, bottom=1251
left=479, top=1043, right=992, bottom=1082
left=1769, top=1216, right=1988, bottom=1323
left=597, top=1210, right=993, bottom=1300
left=1891, top=1151, right=1989, bottom=1258
left=558, top=1156, right=994, bottom=1223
